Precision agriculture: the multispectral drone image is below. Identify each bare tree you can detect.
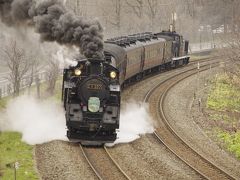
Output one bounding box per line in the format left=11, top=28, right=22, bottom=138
left=101, top=0, right=122, bottom=34
left=27, top=55, right=41, bottom=95
left=146, top=0, right=158, bottom=30
left=45, top=58, right=60, bottom=95
left=216, top=31, right=240, bottom=88
left=66, top=0, right=87, bottom=16
left=2, top=40, right=30, bottom=96
left=125, top=0, right=147, bottom=32
left=126, top=0, right=144, bottom=18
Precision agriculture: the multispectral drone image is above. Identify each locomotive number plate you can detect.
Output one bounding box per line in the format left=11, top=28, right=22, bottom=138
left=87, top=84, right=103, bottom=90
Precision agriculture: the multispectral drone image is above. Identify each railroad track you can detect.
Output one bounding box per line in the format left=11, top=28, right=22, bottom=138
left=80, top=145, right=131, bottom=180
left=78, top=56, right=231, bottom=180
left=144, top=59, right=236, bottom=180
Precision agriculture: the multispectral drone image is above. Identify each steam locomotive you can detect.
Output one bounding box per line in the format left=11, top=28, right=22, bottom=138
left=62, top=30, right=189, bottom=145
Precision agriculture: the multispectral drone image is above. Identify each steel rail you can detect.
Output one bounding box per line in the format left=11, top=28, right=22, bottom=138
left=79, top=145, right=103, bottom=180
left=78, top=56, right=226, bottom=180
left=104, top=146, right=132, bottom=180
left=144, top=60, right=236, bottom=180
left=80, top=145, right=131, bottom=180
left=158, top=67, right=236, bottom=179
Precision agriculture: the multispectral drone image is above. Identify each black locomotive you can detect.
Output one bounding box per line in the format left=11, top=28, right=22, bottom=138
left=62, top=30, right=189, bottom=145
left=62, top=59, right=120, bottom=145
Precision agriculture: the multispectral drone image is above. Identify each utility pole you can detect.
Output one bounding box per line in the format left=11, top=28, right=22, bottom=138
left=232, top=0, right=235, bottom=33
left=197, top=61, right=200, bottom=92
left=170, top=12, right=177, bottom=32
left=14, top=162, right=19, bottom=180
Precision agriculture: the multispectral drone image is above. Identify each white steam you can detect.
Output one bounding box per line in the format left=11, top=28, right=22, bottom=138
left=2, top=96, right=67, bottom=145
left=1, top=96, right=154, bottom=146
left=54, top=47, right=78, bottom=68
left=107, top=102, right=155, bottom=146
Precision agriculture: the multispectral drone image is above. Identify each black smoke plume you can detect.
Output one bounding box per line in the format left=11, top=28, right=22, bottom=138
left=0, top=0, right=104, bottom=59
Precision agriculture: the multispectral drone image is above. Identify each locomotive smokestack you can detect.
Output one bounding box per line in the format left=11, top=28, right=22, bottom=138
left=0, top=0, right=104, bottom=59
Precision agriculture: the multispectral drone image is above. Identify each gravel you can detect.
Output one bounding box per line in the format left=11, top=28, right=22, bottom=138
left=33, top=61, right=236, bottom=180
left=35, top=140, right=98, bottom=180
left=108, top=135, right=201, bottom=180
left=83, top=147, right=128, bottom=180
left=105, top=68, right=203, bottom=180
left=164, top=65, right=240, bottom=178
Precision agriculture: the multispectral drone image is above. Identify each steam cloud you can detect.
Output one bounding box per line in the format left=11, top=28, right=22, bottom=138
left=0, top=0, right=104, bottom=59
left=1, top=96, right=67, bottom=145
left=1, top=97, right=154, bottom=145
left=106, top=102, right=155, bottom=146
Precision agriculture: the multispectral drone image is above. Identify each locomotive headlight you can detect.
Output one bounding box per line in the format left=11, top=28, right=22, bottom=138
left=110, top=71, right=117, bottom=79
left=74, top=69, right=81, bottom=76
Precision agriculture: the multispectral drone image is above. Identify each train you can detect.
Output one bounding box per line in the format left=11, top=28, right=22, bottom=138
left=62, top=30, right=190, bottom=145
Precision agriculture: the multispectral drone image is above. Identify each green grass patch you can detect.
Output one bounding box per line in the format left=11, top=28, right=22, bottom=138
left=208, top=113, right=233, bottom=123
left=207, top=74, right=240, bottom=112
left=0, top=77, right=63, bottom=109
left=0, top=132, right=38, bottom=180
left=207, top=73, right=240, bottom=159
left=217, top=130, right=240, bottom=159
left=0, top=96, right=11, bottom=110
left=53, top=78, right=63, bottom=101
left=46, top=78, right=62, bottom=102
left=0, top=79, right=63, bottom=179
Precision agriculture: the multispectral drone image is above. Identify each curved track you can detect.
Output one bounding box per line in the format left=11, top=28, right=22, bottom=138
left=144, top=59, right=236, bottom=180
left=80, top=145, right=131, bottom=180
left=77, top=57, right=234, bottom=180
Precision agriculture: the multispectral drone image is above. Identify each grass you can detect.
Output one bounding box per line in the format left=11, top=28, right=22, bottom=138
left=0, top=96, right=11, bottom=110
left=0, top=78, right=63, bottom=179
left=217, top=130, right=240, bottom=159
left=48, top=78, right=63, bottom=102
left=207, top=73, right=240, bottom=159
left=208, top=113, right=233, bottom=123
left=0, top=81, right=49, bottom=110
left=0, top=132, right=38, bottom=180
left=0, top=77, right=63, bottom=107
left=207, top=74, right=240, bottom=112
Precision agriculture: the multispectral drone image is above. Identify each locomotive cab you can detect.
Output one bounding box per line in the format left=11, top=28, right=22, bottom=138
left=155, top=31, right=190, bottom=67
left=62, top=58, right=120, bottom=145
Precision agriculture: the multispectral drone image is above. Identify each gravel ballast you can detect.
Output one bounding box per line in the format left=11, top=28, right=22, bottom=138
left=35, top=141, right=98, bottom=180
left=164, top=66, right=240, bottom=178
left=34, top=61, right=237, bottom=179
